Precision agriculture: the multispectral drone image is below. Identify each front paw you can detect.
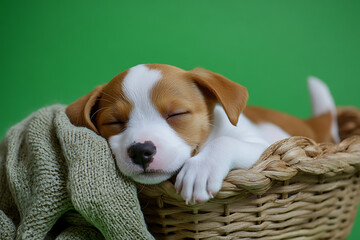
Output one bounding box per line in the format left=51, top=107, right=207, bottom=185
left=174, top=155, right=227, bottom=204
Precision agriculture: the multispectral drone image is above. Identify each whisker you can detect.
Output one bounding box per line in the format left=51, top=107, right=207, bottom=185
left=208, top=122, right=216, bottom=128
left=95, top=98, right=115, bottom=105
left=137, top=184, right=145, bottom=194
left=141, top=201, right=150, bottom=210
left=101, top=91, right=127, bottom=103
left=207, top=114, right=218, bottom=129
left=90, top=107, right=113, bottom=120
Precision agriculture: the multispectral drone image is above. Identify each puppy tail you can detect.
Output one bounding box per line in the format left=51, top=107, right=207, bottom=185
left=307, top=76, right=340, bottom=143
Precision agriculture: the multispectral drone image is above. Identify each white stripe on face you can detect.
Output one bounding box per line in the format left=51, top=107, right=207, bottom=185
left=122, top=64, right=162, bottom=117
left=109, top=64, right=192, bottom=184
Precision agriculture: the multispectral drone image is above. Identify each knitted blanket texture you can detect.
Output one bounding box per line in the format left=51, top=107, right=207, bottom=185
left=0, top=105, right=154, bottom=240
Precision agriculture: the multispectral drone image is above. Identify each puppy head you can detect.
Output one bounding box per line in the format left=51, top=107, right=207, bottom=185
left=66, top=64, right=248, bottom=184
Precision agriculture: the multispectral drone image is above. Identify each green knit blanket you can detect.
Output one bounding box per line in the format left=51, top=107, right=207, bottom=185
left=0, top=105, right=154, bottom=240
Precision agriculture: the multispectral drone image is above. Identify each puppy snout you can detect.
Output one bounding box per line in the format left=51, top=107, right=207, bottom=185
left=127, top=141, right=157, bottom=169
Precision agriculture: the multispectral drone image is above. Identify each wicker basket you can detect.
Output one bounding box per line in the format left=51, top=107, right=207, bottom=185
left=136, top=107, right=360, bottom=240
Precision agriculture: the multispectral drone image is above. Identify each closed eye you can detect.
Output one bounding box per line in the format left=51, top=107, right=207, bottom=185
left=167, top=111, right=191, bottom=120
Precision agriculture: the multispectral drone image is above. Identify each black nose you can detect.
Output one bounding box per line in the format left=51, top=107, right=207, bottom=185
left=127, top=141, right=157, bottom=169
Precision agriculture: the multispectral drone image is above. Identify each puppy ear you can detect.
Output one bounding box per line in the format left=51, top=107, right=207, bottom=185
left=188, top=68, right=248, bottom=126
left=66, top=84, right=106, bottom=134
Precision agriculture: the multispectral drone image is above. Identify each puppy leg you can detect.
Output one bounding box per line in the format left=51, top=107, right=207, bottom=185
left=175, top=136, right=268, bottom=204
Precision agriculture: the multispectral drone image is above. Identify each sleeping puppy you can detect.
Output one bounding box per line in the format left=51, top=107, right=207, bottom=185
left=66, top=64, right=339, bottom=204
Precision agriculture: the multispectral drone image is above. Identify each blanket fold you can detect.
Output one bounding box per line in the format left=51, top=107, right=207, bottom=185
left=0, top=105, right=154, bottom=240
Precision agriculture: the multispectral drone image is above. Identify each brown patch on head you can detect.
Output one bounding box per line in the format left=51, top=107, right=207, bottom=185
left=148, top=64, right=212, bottom=152
left=66, top=69, right=133, bottom=138
left=93, top=69, right=133, bottom=139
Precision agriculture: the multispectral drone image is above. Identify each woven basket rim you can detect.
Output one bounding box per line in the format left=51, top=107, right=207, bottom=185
left=137, top=106, right=360, bottom=200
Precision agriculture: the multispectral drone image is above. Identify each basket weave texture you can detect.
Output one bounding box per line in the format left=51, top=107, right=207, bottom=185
left=137, top=107, right=360, bottom=240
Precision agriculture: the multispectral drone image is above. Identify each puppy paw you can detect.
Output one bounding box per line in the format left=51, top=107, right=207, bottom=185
left=174, top=155, right=228, bottom=204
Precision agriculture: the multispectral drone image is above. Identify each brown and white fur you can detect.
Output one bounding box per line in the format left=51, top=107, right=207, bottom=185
left=66, top=64, right=339, bottom=204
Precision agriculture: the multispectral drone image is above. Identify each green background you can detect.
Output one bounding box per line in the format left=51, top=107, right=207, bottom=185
left=1, top=0, right=359, bottom=238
